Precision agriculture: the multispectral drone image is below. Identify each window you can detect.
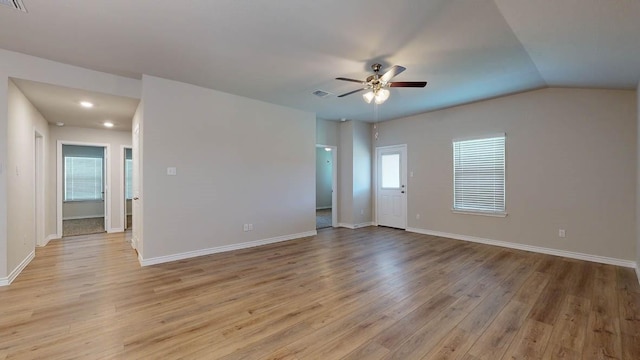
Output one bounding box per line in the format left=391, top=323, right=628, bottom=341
left=381, top=153, right=401, bottom=189
left=453, top=134, right=506, bottom=215
left=63, top=145, right=104, bottom=202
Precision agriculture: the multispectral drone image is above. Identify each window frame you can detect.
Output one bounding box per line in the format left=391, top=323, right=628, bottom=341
left=452, top=133, right=507, bottom=217
left=63, top=155, right=105, bottom=202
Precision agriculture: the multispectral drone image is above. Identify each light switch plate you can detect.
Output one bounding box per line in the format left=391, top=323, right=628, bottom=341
left=167, top=167, right=177, bottom=176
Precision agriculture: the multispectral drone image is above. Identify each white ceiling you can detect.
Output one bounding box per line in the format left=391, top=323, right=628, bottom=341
left=12, top=78, right=139, bottom=130
left=1, top=0, right=638, bottom=123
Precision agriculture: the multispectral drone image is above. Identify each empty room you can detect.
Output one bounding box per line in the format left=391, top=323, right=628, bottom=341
left=1, top=1, right=640, bottom=359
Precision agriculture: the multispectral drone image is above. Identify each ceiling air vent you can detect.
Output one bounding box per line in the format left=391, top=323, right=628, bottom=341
left=312, top=89, right=332, bottom=98
left=0, top=0, right=27, bottom=12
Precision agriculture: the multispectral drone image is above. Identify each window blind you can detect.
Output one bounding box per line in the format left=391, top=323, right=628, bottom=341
left=453, top=135, right=505, bottom=214
left=63, top=145, right=104, bottom=202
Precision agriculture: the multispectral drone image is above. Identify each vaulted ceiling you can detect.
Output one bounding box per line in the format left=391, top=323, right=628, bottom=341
left=1, top=0, right=639, bottom=122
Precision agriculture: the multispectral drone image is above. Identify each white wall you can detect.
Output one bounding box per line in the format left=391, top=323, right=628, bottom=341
left=376, top=88, right=636, bottom=261
left=353, top=120, right=372, bottom=225
left=316, top=118, right=339, bottom=147
left=316, top=147, right=332, bottom=209
left=337, top=120, right=373, bottom=227
left=139, top=75, right=315, bottom=261
left=63, top=201, right=104, bottom=220
left=339, top=121, right=354, bottom=225
left=6, top=80, right=49, bottom=278
left=48, top=126, right=132, bottom=233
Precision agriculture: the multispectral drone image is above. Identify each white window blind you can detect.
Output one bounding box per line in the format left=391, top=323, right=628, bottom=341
left=63, top=145, right=104, bottom=202
left=453, top=135, right=505, bottom=214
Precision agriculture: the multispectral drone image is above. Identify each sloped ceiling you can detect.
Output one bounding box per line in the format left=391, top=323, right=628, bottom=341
left=0, top=0, right=638, bottom=122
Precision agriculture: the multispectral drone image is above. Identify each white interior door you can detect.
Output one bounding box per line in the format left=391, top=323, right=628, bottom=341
left=102, top=146, right=108, bottom=232
left=376, top=145, right=407, bottom=229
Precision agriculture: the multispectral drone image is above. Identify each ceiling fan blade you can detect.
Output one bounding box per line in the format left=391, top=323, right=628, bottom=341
left=389, top=81, right=427, bottom=88
left=336, top=77, right=365, bottom=84
left=337, top=88, right=368, bottom=97
left=380, top=65, right=406, bottom=83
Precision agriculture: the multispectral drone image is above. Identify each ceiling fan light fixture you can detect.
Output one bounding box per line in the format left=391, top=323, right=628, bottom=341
left=375, top=88, right=390, bottom=104
left=362, top=91, right=375, bottom=104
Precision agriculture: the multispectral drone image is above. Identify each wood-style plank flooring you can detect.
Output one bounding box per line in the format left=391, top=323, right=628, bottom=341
left=1, top=227, right=640, bottom=359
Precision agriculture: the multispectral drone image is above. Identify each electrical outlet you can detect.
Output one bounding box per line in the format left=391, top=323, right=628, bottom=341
left=243, top=224, right=249, bottom=232
left=558, top=229, right=566, bottom=238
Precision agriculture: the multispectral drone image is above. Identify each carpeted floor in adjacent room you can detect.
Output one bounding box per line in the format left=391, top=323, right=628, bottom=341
left=316, top=209, right=332, bottom=229
left=63, top=217, right=105, bottom=237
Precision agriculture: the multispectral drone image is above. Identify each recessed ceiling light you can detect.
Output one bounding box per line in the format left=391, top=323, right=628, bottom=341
left=103, top=122, right=114, bottom=128
left=80, top=101, right=94, bottom=108
left=55, top=122, right=64, bottom=127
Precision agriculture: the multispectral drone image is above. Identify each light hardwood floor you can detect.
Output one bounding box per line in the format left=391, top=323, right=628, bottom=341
left=1, top=227, right=639, bottom=359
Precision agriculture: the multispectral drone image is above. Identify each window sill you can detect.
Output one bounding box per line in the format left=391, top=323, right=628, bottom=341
left=451, top=209, right=507, bottom=218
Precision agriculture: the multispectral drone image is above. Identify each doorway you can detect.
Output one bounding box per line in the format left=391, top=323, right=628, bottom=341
left=34, top=131, right=45, bottom=246
left=57, top=142, right=110, bottom=237
left=375, top=144, right=407, bottom=229
left=123, top=146, right=133, bottom=231
left=316, top=145, right=337, bottom=229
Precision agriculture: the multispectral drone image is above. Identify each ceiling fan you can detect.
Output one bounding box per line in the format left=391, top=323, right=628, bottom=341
left=336, top=63, right=427, bottom=104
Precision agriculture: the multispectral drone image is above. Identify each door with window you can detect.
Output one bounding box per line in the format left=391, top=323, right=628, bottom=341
left=376, top=145, right=407, bottom=229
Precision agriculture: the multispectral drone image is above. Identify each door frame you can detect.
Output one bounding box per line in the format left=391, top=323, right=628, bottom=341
left=120, top=145, right=132, bottom=230
left=374, top=144, right=408, bottom=229
left=56, top=140, right=111, bottom=238
left=34, top=129, right=45, bottom=246
left=316, top=144, right=338, bottom=227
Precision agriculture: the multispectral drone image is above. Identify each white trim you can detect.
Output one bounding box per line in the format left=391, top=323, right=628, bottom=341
left=636, top=266, right=640, bottom=286
left=316, top=206, right=332, bottom=210
left=452, top=132, right=506, bottom=142
left=338, top=222, right=374, bottom=229
left=138, top=230, right=317, bottom=266
left=63, top=215, right=104, bottom=220
left=57, top=141, right=112, bottom=238
left=451, top=210, right=508, bottom=218
left=41, top=234, right=58, bottom=247
left=406, top=227, right=636, bottom=268
left=108, top=227, right=124, bottom=234
left=0, top=250, right=35, bottom=286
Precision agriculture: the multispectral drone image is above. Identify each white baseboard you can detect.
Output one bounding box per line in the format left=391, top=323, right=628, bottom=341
left=0, top=250, right=35, bottom=286
left=338, top=222, right=374, bottom=230
left=108, top=227, right=125, bottom=234
left=41, top=234, right=58, bottom=247
left=406, top=227, right=636, bottom=269
left=62, top=215, right=104, bottom=220
left=138, top=230, right=318, bottom=267
left=636, top=266, right=640, bottom=286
